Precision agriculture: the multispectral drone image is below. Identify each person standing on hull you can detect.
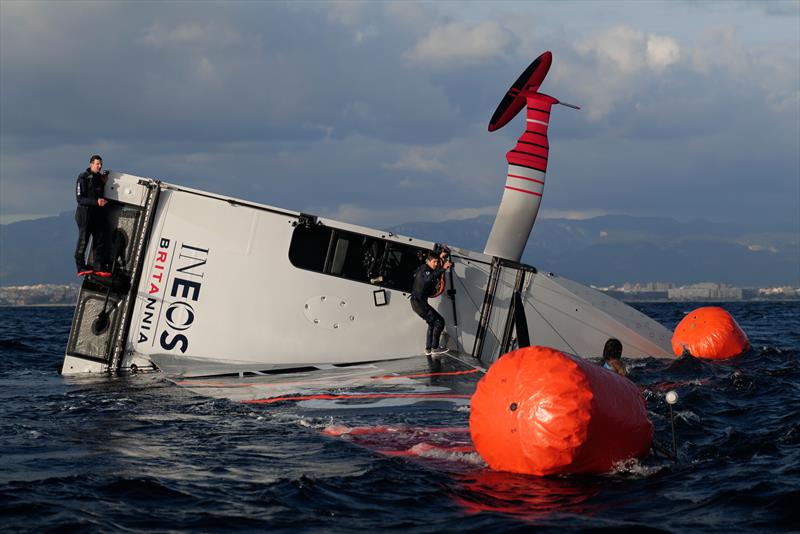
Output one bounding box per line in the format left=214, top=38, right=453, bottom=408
left=74, top=154, right=111, bottom=277
left=410, top=248, right=452, bottom=356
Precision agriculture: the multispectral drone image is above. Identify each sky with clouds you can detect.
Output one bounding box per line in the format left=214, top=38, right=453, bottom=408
left=1, top=0, right=798, bottom=230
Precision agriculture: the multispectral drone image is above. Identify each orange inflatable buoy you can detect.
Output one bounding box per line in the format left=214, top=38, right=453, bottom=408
left=671, top=306, right=749, bottom=360
left=469, top=346, right=653, bottom=476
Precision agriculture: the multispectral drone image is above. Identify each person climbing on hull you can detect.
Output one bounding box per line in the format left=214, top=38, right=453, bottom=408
left=410, top=247, right=452, bottom=356
left=74, top=154, right=111, bottom=277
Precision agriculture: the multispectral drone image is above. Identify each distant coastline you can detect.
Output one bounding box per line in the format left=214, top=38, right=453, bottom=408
left=4, top=212, right=798, bottom=289
left=0, top=284, right=79, bottom=307
left=1, top=283, right=797, bottom=307
left=618, top=297, right=800, bottom=303
left=0, top=304, right=75, bottom=308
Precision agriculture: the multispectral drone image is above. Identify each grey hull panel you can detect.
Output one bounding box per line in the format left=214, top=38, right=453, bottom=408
left=525, top=272, right=673, bottom=360
left=149, top=352, right=421, bottom=378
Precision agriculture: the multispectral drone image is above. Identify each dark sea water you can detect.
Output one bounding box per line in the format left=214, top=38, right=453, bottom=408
left=1, top=302, right=798, bottom=533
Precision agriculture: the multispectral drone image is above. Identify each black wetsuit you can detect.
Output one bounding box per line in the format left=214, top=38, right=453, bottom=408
left=74, top=169, right=109, bottom=271
left=410, top=262, right=446, bottom=351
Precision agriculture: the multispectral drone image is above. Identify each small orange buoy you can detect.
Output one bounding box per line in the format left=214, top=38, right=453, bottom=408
left=672, top=306, right=749, bottom=360
left=469, top=346, right=653, bottom=476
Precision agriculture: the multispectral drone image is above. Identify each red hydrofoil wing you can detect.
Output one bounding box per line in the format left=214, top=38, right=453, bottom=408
left=488, top=51, right=552, bottom=132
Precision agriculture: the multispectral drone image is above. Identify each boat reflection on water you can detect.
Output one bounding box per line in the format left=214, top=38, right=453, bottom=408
left=450, top=469, right=602, bottom=518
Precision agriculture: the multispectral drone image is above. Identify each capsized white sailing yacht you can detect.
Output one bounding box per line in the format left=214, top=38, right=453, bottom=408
left=62, top=51, right=673, bottom=377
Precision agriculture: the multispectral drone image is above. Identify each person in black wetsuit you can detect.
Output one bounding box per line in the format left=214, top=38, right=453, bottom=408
left=410, top=249, right=452, bottom=355
left=74, top=154, right=111, bottom=277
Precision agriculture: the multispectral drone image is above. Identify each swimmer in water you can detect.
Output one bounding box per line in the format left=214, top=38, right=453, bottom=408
left=602, top=338, right=628, bottom=377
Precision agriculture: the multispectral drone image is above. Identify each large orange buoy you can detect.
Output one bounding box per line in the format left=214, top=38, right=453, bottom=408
left=469, top=346, right=653, bottom=476
left=671, top=306, right=749, bottom=360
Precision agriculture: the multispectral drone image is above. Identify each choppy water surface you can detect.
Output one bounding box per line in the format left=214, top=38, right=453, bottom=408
left=1, top=302, right=798, bottom=532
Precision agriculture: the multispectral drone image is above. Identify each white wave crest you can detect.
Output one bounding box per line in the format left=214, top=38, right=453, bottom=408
left=610, top=457, right=666, bottom=478
left=408, top=442, right=486, bottom=466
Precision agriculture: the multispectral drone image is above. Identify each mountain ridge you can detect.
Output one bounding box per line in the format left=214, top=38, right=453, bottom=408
left=1, top=211, right=797, bottom=287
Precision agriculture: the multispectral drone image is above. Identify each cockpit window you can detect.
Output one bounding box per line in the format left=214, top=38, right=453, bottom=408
left=289, top=224, right=425, bottom=292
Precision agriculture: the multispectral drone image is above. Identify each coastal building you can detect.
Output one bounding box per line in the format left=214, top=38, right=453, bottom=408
left=667, top=283, right=743, bottom=301
left=0, top=284, right=79, bottom=306
left=759, top=287, right=800, bottom=298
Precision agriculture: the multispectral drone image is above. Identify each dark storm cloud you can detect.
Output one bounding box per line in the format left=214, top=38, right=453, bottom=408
left=0, top=1, right=465, bottom=219
left=0, top=1, right=797, bottom=231
left=0, top=2, right=458, bottom=146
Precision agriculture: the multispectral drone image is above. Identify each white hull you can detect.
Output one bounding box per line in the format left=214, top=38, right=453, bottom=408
left=62, top=173, right=673, bottom=377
